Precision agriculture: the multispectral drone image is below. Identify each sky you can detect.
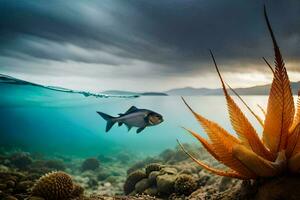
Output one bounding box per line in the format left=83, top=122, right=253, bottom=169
left=0, top=0, right=299, bottom=92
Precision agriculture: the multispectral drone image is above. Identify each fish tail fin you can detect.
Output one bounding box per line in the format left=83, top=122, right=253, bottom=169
left=97, top=112, right=116, bottom=132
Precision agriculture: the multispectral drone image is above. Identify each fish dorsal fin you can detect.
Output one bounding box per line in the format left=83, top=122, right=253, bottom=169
left=125, top=106, right=138, bottom=114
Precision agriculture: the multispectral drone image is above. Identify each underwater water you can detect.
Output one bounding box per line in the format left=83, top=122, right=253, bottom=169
left=0, top=80, right=274, bottom=158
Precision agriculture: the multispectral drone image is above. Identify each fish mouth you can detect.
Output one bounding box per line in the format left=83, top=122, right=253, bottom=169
left=149, top=118, right=155, bottom=125
left=149, top=117, right=163, bottom=125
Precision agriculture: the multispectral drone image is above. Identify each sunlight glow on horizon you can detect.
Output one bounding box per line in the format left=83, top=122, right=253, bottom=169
left=1, top=65, right=299, bottom=92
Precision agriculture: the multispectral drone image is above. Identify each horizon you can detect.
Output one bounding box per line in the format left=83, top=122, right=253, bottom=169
left=2, top=72, right=299, bottom=94
left=0, top=1, right=299, bottom=92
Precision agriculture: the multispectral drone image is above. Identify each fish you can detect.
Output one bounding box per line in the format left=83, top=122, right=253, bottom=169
left=97, top=106, right=163, bottom=133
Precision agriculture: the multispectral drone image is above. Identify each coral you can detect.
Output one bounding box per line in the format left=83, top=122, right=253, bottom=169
left=87, top=178, right=98, bottom=188
left=218, top=177, right=233, bottom=192
left=16, top=180, right=34, bottom=192
left=135, top=178, right=150, bottom=193
left=115, top=152, right=132, bottom=164
left=44, top=160, right=65, bottom=171
left=123, top=159, right=205, bottom=197
left=172, top=144, right=197, bottom=163
left=148, top=171, right=159, bottom=185
left=160, top=167, right=177, bottom=175
left=10, top=152, right=32, bottom=169
left=174, top=174, right=197, bottom=196
left=145, top=163, right=162, bottom=176
left=179, top=7, right=300, bottom=180
left=123, top=170, right=147, bottom=195
left=160, top=145, right=203, bottom=165
left=127, top=157, right=161, bottom=175
left=97, top=171, right=110, bottom=181
left=81, top=158, right=100, bottom=171
left=105, top=176, right=118, bottom=184
left=159, top=149, right=175, bottom=162
left=0, top=164, right=9, bottom=172
left=144, top=187, right=158, bottom=196
left=71, top=183, right=84, bottom=198
left=159, top=146, right=197, bottom=164
left=197, top=175, right=210, bottom=187
left=156, top=174, right=176, bottom=195
left=31, top=171, right=74, bottom=200
left=97, top=154, right=114, bottom=163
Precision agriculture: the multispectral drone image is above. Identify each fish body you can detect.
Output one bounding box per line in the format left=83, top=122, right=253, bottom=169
left=97, top=106, right=163, bottom=133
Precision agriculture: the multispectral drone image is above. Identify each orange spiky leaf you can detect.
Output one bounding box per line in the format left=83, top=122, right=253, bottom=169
left=262, top=6, right=295, bottom=153
left=286, top=124, right=300, bottom=157
left=290, top=90, right=300, bottom=133
left=177, top=140, right=251, bottom=179
left=262, top=57, right=275, bottom=74
left=210, top=50, right=274, bottom=160
left=182, top=98, right=256, bottom=177
left=226, top=82, right=264, bottom=128
left=182, top=127, right=219, bottom=159
left=257, top=104, right=267, bottom=117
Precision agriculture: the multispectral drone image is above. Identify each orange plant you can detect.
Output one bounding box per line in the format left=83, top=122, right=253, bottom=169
left=179, top=7, right=300, bottom=179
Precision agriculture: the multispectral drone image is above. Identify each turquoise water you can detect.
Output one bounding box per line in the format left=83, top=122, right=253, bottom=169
left=0, top=82, right=272, bottom=158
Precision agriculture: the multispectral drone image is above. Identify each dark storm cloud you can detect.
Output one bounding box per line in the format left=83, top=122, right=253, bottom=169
left=0, top=0, right=299, bottom=75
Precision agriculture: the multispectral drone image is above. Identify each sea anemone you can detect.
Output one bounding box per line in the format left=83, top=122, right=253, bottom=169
left=178, top=7, right=300, bottom=180
left=31, top=171, right=74, bottom=200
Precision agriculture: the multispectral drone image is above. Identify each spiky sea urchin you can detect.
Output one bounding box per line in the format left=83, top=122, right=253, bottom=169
left=31, top=171, right=74, bottom=200
left=178, top=7, right=300, bottom=180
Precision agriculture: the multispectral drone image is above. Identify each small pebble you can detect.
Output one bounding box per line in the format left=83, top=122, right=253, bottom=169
left=6, top=180, right=15, bottom=188
left=3, top=196, right=18, bottom=200
left=16, top=180, right=33, bottom=191
left=29, top=196, right=45, bottom=200
left=0, top=183, right=6, bottom=190
left=6, top=188, right=14, bottom=193
left=104, top=182, right=111, bottom=187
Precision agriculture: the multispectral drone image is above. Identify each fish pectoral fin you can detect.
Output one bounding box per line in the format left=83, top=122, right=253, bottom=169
left=118, top=122, right=123, bottom=127
left=136, top=127, right=145, bottom=134
left=126, top=124, right=132, bottom=131
left=144, top=115, right=150, bottom=124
